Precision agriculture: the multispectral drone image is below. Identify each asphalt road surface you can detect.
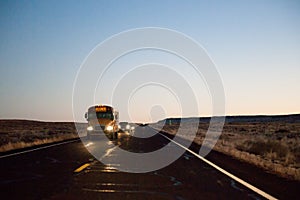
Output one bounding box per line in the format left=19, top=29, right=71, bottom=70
left=0, top=126, right=299, bottom=199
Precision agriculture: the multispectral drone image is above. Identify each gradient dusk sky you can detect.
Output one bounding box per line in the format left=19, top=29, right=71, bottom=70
left=0, top=0, right=299, bottom=122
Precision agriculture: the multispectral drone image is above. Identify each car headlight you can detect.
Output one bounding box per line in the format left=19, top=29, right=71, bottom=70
left=87, top=126, right=93, bottom=131
left=106, top=125, right=113, bottom=131
left=126, top=124, right=130, bottom=129
left=131, top=127, right=135, bottom=130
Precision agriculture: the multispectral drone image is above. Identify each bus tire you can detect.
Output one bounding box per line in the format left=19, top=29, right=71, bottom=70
left=114, top=132, right=118, bottom=139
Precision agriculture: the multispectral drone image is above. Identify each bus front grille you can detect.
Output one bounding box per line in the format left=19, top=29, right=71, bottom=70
left=94, top=125, right=105, bottom=131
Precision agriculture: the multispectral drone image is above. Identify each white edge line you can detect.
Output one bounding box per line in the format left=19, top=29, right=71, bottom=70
left=0, top=139, right=80, bottom=159
left=159, top=133, right=278, bottom=200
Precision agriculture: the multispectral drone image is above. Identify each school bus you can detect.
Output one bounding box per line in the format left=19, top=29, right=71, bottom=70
left=85, top=105, right=119, bottom=139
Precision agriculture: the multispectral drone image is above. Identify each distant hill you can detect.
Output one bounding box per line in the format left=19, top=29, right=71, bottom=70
left=157, top=114, right=300, bottom=124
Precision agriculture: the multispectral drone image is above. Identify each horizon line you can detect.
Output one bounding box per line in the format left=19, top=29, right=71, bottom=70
left=1, top=112, right=299, bottom=123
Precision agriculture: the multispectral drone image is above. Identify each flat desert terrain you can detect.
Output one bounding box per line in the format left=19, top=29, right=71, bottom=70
left=0, top=120, right=86, bottom=153
left=154, top=114, right=300, bottom=181
left=1, top=115, right=299, bottom=181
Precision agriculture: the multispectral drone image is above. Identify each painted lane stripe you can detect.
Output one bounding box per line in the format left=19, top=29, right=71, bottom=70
left=159, top=133, right=278, bottom=200
left=74, top=163, right=91, bottom=173
left=0, top=139, right=80, bottom=159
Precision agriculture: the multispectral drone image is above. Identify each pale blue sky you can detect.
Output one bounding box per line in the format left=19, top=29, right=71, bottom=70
left=0, top=0, right=299, bottom=122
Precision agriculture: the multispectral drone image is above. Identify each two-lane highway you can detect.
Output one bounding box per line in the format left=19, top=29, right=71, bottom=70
left=0, top=126, right=298, bottom=199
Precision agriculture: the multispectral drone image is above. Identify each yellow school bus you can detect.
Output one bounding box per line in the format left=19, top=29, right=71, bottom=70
left=85, top=105, right=119, bottom=139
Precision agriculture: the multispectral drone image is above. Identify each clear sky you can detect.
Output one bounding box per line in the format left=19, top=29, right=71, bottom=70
left=0, top=0, right=299, bottom=122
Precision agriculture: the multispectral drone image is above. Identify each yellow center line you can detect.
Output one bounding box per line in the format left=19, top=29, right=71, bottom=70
left=74, top=163, right=90, bottom=173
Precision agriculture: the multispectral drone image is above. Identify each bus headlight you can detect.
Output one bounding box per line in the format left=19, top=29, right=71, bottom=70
left=106, top=125, right=113, bottom=131
left=87, top=126, right=93, bottom=131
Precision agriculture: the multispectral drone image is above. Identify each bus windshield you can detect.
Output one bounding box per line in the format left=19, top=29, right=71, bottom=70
left=88, top=112, right=114, bottom=120
left=96, top=112, right=114, bottom=120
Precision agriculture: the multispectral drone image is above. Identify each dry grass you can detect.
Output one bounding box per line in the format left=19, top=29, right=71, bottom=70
left=154, top=119, right=300, bottom=181
left=0, top=134, right=78, bottom=152
left=0, top=120, right=86, bottom=152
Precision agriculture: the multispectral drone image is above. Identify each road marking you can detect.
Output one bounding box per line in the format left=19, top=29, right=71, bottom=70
left=100, top=145, right=118, bottom=161
left=159, top=133, right=278, bottom=200
left=74, top=163, right=91, bottom=173
left=85, top=142, right=94, bottom=147
left=0, top=139, right=80, bottom=159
